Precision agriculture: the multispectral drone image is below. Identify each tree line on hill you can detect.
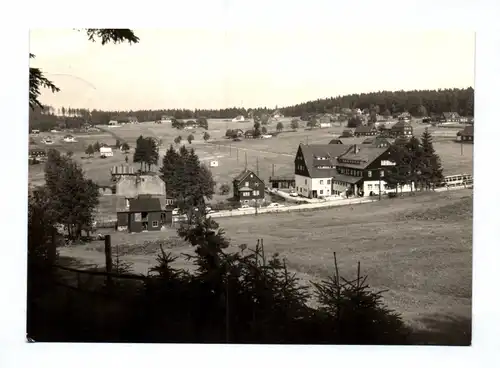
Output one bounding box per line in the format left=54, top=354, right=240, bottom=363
left=30, top=88, right=474, bottom=132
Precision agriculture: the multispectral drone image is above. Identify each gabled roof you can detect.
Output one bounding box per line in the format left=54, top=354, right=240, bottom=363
left=391, top=121, right=413, bottom=130
left=233, top=169, right=263, bottom=184
left=355, top=125, right=377, bottom=133
left=443, top=112, right=460, bottom=118
left=331, top=173, right=364, bottom=184
left=461, top=125, right=474, bottom=136
left=129, top=196, right=162, bottom=212
left=336, top=145, right=389, bottom=169
left=298, top=143, right=350, bottom=178
left=362, top=136, right=394, bottom=146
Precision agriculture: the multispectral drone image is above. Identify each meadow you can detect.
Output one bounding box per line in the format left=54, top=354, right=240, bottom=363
left=28, top=118, right=473, bottom=190
left=59, top=189, right=472, bottom=341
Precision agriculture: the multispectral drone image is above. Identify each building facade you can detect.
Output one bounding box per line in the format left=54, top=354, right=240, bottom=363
left=232, top=169, right=265, bottom=203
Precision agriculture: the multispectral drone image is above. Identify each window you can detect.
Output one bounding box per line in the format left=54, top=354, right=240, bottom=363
left=380, top=170, right=384, bottom=177
left=368, top=184, right=373, bottom=190
left=320, top=180, right=324, bottom=184
left=152, top=221, right=159, bottom=227
left=252, top=190, right=259, bottom=196
left=245, top=181, right=249, bottom=187
left=305, top=179, right=307, bottom=184
left=126, top=199, right=130, bottom=208
left=368, top=170, right=372, bottom=178
left=243, top=192, right=250, bottom=197
left=327, top=180, right=331, bottom=184
left=134, top=213, right=141, bottom=222
left=320, top=190, right=323, bottom=194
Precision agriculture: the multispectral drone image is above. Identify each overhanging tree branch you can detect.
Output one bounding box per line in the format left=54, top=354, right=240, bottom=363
left=29, top=29, right=139, bottom=111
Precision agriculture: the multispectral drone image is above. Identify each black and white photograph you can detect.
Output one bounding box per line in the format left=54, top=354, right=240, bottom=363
left=25, top=27, right=477, bottom=346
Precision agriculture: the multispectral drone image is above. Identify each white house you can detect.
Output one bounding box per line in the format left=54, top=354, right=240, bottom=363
left=319, top=122, right=332, bottom=128
left=42, top=137, right=54, bottom=145
left=100, top=147, right=114, bottom=157
left=63, top=135, right=77, bottom=143
left=108, top=120, right=119, bottom=126
left=209, top=160, right=219, bottom=167
left=261, top=134, right=272, bottom=139
left=232, top=115, right=245, bottom=122
left=294, top=143, right=351, bottom=198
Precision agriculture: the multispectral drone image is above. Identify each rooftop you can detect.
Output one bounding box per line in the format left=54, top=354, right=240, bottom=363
left=299, top=143, right=350, bottom=178
left=128, top=196, right=162, bottom=212
left=337, top=145, right=389, bottom=169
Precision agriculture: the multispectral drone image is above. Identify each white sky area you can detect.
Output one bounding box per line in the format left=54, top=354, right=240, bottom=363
left=30, top=29, right=475, bottom=111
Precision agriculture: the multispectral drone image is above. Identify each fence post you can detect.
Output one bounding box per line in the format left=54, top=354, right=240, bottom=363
left=104, top=235, right=112, bottom=287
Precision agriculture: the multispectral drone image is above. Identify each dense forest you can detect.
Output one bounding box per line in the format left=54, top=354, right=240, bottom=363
left=29, top=87, right=474, bottom=131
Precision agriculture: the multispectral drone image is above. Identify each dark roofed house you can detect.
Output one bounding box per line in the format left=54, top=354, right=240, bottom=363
left=390, top=121, right=413, bottom=138
left=340, top=129, right=354, bottom=138
left=329, top=138, right=343, bottom=144
left=294, top=143, right=351, bottom=198
left=117, top=195, right=165, bottom=233
left=233, top=169, right=265, bottom=204
left=457, top=125, right=474, bottom=142
left=354, top=125, right=378, bottom=137
left=362, top=136, right=393, bottom=148
left=29, top=146, right=47, bottom=160
left=269, top=174, right=295, bottom=189
left=441, top=112, right=461, bottom=122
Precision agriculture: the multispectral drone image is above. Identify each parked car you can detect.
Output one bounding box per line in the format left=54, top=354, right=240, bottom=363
left=267, top=203, right=284, bottom=208
left=289, top=191, right=298, bottom=197
left=238, top=204, right=251, bottom=210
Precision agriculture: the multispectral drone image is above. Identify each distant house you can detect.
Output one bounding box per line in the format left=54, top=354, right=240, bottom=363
left=232, top=169, right=265, bottom=204
left=340, top=129, right=354, bottom=138
left=100, top=147, right=113, bottom=157
left=31, top=129, right=40, bottom=135
left=269, top=175, right=295, bottom=189
left=29, top=146, right=47, bottom=160
left=272, top=110, right=284, bottom=119
left=261, top=134, right=272, bottom=139
left=41, top=137, right=54, bottom=145
left=232, top=115, right=246, bottom=122
left=209, top=160, right=219, bottom=167
left=319, top=118, right=332, bottom=128
left=362, top=136, right=393, bottom=148
left=161, top=115, right=174, bottom=124
left=457, top=125, right=474, bottom=143
left=354, top=125, right=378, bottom=137
left=128, top=116, right=139, bottom=124
left=244, top=130, right=255, bottom=138
left=441, top=112, right=461, bottom=123
left=117, top=195, right=166, bottom=233
left=108, top=120, right=119, bottom=126
left=398, top=112, right=412, bottom=122
left=390, top=121, right=413, bottom=138
left=329, top=139, right=343, bottom=145
left=62, top=134, right=76, bottom=143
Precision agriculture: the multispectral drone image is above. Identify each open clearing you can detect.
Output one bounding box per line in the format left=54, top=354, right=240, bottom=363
left=59, top=189, right=472, bottom=332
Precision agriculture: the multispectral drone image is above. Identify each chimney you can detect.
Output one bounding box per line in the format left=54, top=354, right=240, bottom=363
left=354, top=144, right=360, bottom=154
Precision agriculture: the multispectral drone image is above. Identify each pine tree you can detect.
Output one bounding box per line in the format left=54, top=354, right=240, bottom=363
left=405, top=137, right=424, bottom=192
left=133, top=135, right=147, bottom=171
left=420, top=128, right=444, bottom=190
left=85, top=144, right=94, bottom=157
left=160, top=145, right=180, bottom=199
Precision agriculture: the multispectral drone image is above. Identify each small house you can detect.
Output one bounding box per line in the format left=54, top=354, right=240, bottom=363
left=42, top=137, right=54, bottom=145
left=232, top=169, right=265, bottom=204
left=457, top=125, right=474, bottom=142
left=244, top=130, right=255, bottom=138
left=269, top=175, right=295, bottom=189
left=329, top=139, right=343, bottom=145
left=354, top=125, right=378, bottom=137
left=63, top=135, right=76, bottom=143
left=340, top=129, right=354, bottom=138
left=117, top=195, right=165, bottom=233
left=209, top=160, right=219, bottom=167
left=390, top=121, right=413, bottom=138
left=100, top=147, right=113, bottom=157
left=441, top=112, right=461, bottom=123
left=261, top=134, right=272, bottom=139
left=108, top=120, right=119, bottom=126
left=29, top=147, right=47, bottom=160
left=31, top=129, right=40, bottom=135
left=232, top=115, right=246, bottom=122
left=161, top=115, right=173, bottom=124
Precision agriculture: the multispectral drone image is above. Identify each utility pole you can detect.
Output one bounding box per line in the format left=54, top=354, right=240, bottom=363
left=229, top=144, right=232, bottom=156
left=461, top=141, right=463, bottom=156
left=245, top=152, right=248, bottom=170
left=378, top=169, right=382, bottom=201
left=256, top=157, right=259, bottom=176
left=272, top=164, right=275, bottom=177
left=237, top=148, right=239, bottom=163
left=306, top=136, right=309, bottom=145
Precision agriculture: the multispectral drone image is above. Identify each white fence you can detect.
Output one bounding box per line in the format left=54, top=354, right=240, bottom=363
left=207, top=197, right=377, bottom=219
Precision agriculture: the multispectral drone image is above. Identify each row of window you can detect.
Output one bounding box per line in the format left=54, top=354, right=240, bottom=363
left=242, top=190, right=260, bottom=197
left=319, top=179, right=331, bottom=185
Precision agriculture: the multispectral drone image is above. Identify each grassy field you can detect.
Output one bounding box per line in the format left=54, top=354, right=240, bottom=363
left=60, top=189, right=472, bottom=337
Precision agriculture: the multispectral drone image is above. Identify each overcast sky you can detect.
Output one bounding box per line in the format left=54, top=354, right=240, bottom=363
left=30, top=29, right=475, bottom=111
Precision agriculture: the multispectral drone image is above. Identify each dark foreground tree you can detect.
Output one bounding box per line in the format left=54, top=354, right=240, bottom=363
left=44, top=149, right=99, bottom=239
left=30, top=29, right=139, bottom=110
left=420, top=128, right=444, bottom=190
